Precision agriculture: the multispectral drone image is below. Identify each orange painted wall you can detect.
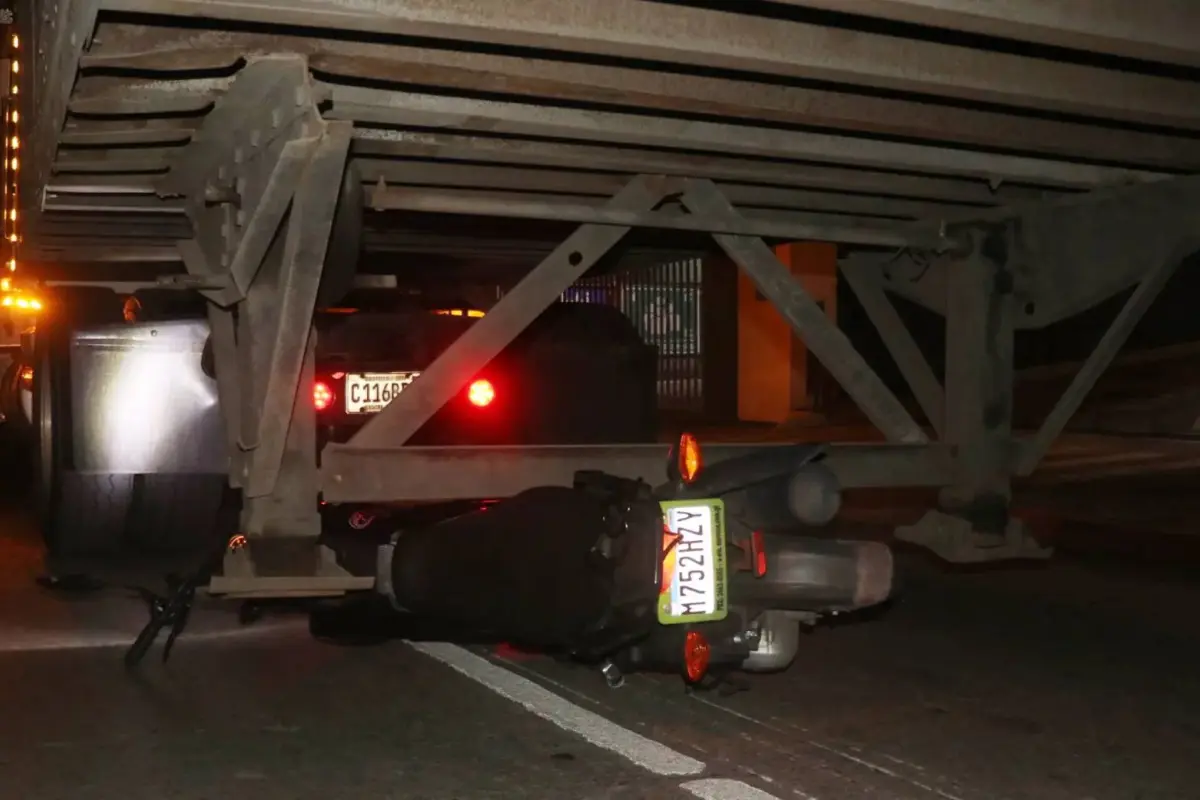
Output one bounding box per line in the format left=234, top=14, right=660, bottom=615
left=736, top=242, right=838, bottom=422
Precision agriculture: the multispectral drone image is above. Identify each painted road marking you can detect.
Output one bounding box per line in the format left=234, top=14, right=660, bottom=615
left=411, top=642, right=706, bottom=777
left=691, top=693, right=965, bottom=800
left=0, top=614, right=307, bottom=652
left=683, top=778, right=789, bottom=800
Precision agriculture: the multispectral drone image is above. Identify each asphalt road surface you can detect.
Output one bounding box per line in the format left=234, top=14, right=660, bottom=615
left=2, top=502, right=1199, bottom=799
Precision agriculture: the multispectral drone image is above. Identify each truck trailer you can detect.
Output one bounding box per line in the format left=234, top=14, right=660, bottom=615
left=13, top=2, right=1200, bottom=603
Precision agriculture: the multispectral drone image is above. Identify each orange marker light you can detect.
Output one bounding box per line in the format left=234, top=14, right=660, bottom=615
left=678, top=432, right=702, bottom=484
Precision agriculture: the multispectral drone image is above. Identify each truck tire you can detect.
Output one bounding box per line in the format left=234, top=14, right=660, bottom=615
left=46, top=474, right=137, bottom=559
left=36, top=288, right=234, bottom=561
left=33, top=288, right=136, bottom=563
left=127, top=474, right=232, bottom=554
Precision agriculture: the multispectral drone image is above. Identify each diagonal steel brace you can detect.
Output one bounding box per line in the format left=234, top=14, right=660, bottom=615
left=340, top=174, right=675, bottom=449
left=1014, top=237, right=1197, bottom=476
left=680, top=179, right=928, bottom=444
left=841, top=253, right=946, bottom=437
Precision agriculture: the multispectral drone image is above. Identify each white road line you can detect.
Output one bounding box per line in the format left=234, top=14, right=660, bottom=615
left=410, top=641, right=706, bottom=777
left=801, top=738, right=966, bottom=800
left=694, top=695, right=967, bottom=800
left=683, top=778, right=786, bottom=800
left=0, top=616, right=307, bottom=652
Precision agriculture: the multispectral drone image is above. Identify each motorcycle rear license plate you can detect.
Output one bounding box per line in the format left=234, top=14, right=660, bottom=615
left=658, top=499, right=728, bottom=625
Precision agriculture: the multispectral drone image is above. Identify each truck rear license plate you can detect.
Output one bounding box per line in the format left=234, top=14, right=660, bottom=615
left=658, top=499, right=728, bottom=625
left=345, top=371, right=420, bottom=414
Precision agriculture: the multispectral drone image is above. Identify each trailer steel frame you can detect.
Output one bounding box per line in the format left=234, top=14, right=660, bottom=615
left=17, top=1, right=1200, bottom=587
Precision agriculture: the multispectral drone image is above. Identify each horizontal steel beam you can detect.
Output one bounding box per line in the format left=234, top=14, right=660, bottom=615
left=69, top=76, right=228, bottom=115
left=364, top=161, right=972, bottom=219
left=366, top=186, right=948, bottom=249
left=45, top=177, right=161, bottom=194
left=99, top=0, right=1200, bottom=128
left=24, top=245, right=182, bottom=264
left=51, top=158, right=170, bottom=175
left=352, top=132, right=1057, bottom=206
left=58, top=128, right=194, bottom=147
left=42, top=193, right=186, bottom=213
left=333, top=88, right=1163, bottom=189
left=320, top=442, right=956, bottom=502
left=76, top=34, right=1200, bottom=170
left=776, top=0, right=1200, bottom=68
left=41, top=274, right=400, bottom=293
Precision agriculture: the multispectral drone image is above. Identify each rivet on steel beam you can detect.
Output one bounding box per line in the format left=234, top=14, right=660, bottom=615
left=370, top=176, right=388, bottom=212
left=205, top=183, right=242, bottom=208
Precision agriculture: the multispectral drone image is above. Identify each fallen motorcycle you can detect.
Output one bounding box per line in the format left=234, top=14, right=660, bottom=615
left=125, top=434, right=894, bottom=688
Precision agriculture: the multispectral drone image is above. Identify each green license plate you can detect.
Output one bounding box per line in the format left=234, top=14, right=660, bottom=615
left=657, top=499, right=728, bottom=625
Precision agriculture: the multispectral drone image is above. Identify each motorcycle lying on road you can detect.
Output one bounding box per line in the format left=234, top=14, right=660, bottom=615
left=126, top=435, right=895, bottom=688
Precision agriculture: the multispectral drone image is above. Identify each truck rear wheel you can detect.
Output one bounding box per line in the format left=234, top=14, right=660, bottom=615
left=126, top=474, right=231, bottom=554
left=33, top=289, right=136, bottom=563
left=35, top=289, right=229, bottom=567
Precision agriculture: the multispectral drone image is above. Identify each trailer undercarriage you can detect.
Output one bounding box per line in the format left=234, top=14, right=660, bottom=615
left=15, top=1, right=1200, bottom=593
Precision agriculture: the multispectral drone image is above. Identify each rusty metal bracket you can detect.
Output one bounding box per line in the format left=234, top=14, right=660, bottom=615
left=162, top=55, right=328, bottom=307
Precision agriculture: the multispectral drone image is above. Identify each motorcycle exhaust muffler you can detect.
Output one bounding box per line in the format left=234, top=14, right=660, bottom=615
left=732, top=534, right=894, bottom=612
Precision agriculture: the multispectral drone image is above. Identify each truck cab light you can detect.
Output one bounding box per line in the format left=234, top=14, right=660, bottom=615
left=3, top=296, right=42, bottom=311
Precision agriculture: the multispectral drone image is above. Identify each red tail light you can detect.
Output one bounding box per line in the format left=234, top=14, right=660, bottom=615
left=467, top=379, right=495, bottom=408
left=751, top=530, right=768, bottom=578
left=313, top=381, right=334, bottom=411
left=683, top=630, right=711, bottom=683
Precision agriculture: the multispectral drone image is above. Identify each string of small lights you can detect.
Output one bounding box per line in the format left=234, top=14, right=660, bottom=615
left=2, top=24, right=18, bottom=291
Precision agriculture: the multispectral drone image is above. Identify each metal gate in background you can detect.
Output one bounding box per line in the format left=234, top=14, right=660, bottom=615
left=563, top=259, right=704, bottom=413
